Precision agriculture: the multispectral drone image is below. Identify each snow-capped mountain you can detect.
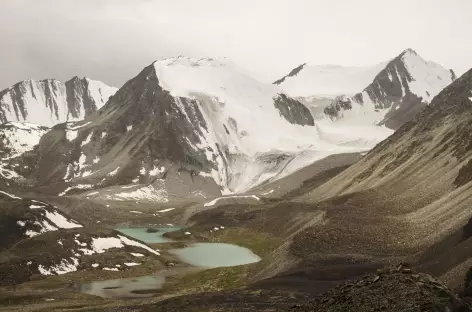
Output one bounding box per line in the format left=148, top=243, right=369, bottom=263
left=0, top=77, right=117, bottom=127
left=17, top=56, right=392, bottom=201
left=275, top=49, right=456, bottom=129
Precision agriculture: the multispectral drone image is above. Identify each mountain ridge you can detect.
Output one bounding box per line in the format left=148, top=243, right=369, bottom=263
left=0, top=76, right=117, bottom=127
left=0, top=57, right=393, bottom=202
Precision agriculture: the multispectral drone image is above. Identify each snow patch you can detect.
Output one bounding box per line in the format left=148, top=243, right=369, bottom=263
left=68, top=121, right=91, bottom=131
left=59, top=184, right=93, bottom=196
left=38, top=257, right=79, bottom=275
left=43, top=210, right=82, bottom=229
left=114, top=185, right=168, bottom=203
left=121, top=185, right=136, bottom=189
left=81, top=132, right=93, bottom=146
left=66, top=130, right=78, bottom=141
left=204, top=195, right=260, bottom=207
left=108, top=167, right=120, bottom=176
left=130, top=253, right=145, bottom=257
left=83, top=235, right=160, bottom=256
left=102, top=267, right=119, bottom=271
left=157, top=208, right=175, bottom=213
left=149, top=165, right=165, bottom=176
left=0, top=191, right=22, bottom=199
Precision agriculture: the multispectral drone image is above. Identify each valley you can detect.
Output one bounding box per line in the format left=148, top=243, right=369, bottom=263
left=0, top=47, right=471, bottom=312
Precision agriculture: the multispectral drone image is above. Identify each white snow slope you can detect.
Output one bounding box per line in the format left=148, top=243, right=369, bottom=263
left=0, top=78, right=117, bottom=127
left=153, top=57, right=393, bottom=192
left=276, top=63, right=386, bottom=98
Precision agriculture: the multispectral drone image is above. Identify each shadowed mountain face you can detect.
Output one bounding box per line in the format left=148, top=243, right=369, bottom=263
left=30, top=64, right=223, bottom=201
left=0, top=77, right=117, bottom=127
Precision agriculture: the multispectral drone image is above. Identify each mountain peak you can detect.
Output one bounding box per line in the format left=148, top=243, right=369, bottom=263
left=400, top=48, right=418, bottom=57
left=68, top=76, right=84, bottom=83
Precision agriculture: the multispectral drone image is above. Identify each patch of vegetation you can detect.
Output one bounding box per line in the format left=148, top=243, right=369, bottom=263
left=176, top=265, right=245, bottom=293
left=0, top=291, right=44, bottom=306
left=205, top=228, right=281, bottom=257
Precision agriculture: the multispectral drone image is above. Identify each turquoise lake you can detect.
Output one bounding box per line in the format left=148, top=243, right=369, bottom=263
left=170, top=242, right=262, bottom=268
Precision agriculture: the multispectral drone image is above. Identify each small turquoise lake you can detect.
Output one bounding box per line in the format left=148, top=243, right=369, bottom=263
left=170, top=242, right=262, bottom=268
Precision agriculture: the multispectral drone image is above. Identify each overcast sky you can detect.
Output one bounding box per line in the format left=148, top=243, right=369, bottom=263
left=0, top=0, right=471, bottom=90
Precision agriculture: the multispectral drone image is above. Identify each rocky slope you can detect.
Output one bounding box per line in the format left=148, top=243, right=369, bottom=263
left=0, top=77, right=117, bottom=127
left=290, top=264, right=470, bottom=312
left=0, top=190, right=162, bottom=286
left=12, top=57, right=392, bottom=202
left=276, top=49, right=456, bottom=129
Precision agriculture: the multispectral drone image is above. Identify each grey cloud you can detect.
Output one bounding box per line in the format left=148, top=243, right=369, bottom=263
left=0, top=0, right=471, bottom=90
